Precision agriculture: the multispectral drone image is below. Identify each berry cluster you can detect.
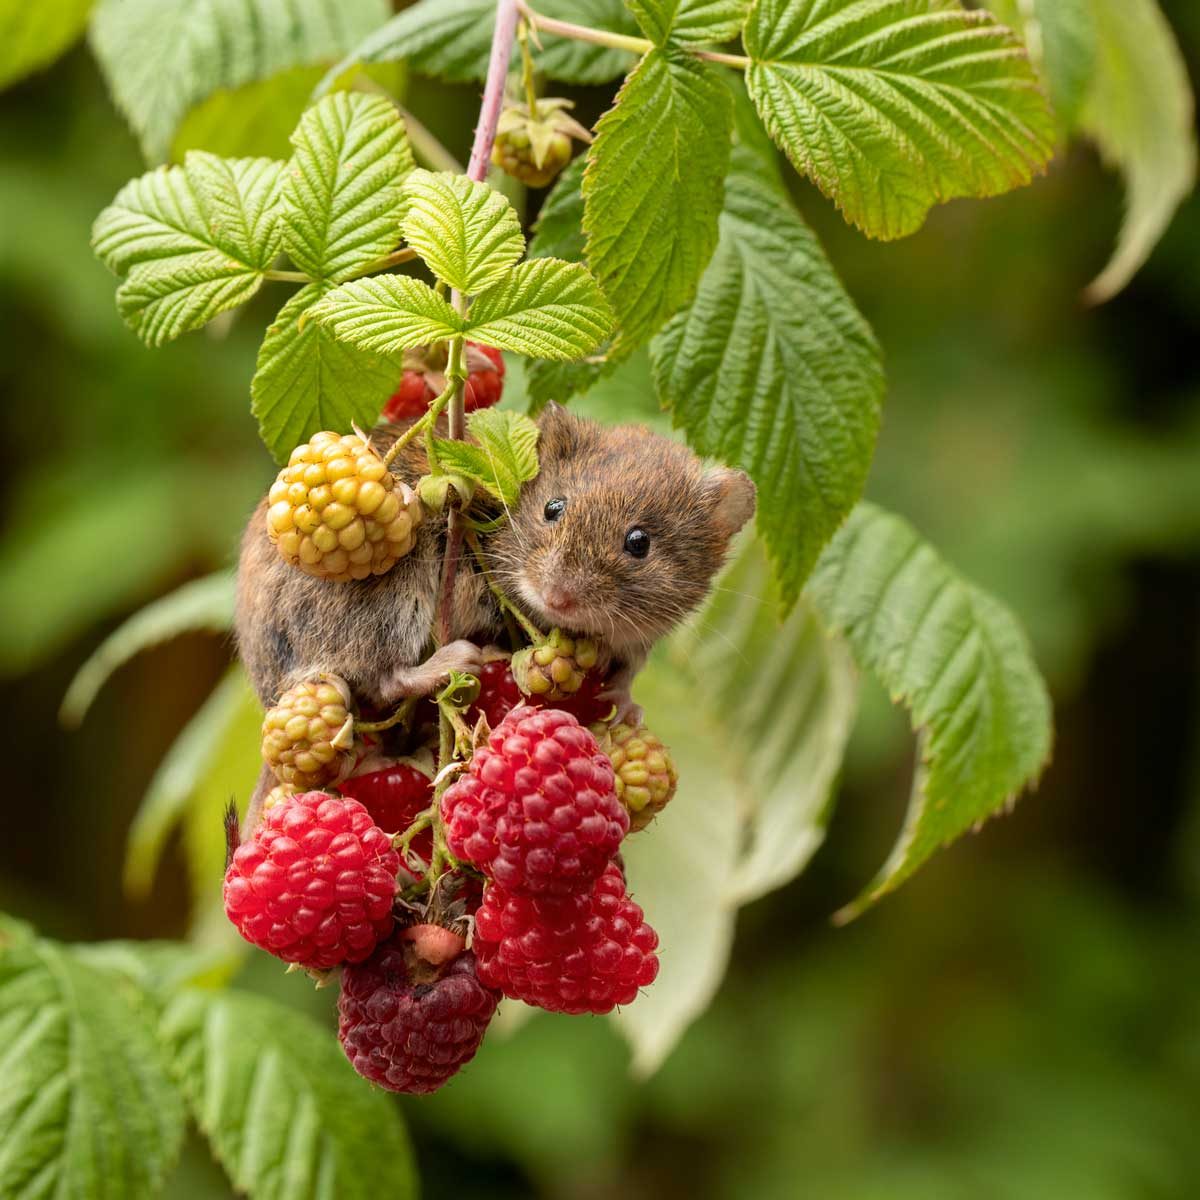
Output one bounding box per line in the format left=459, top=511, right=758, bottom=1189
left=383, top=341, right=505, bottom=422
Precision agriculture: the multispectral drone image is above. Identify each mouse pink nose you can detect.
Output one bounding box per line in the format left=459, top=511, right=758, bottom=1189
left=542, top=585, right=578, bottom=613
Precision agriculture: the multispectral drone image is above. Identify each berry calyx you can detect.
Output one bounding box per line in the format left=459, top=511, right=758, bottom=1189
left=266, top=430, right=423, bottom=582
left=473, top=863, right=659, bottom=1014
left=338, top=936, right=498, bottom=1094
left=597, top=723, right=678, bottom=832
left=441, top=706, right=627, bottom=895
left=223, top=792, right=402, bottom=970
left=261, top=677, right=357, bottom=792
left=511, top=628, right=600, bottom=701
left=382, top=342, right=505, bottom=423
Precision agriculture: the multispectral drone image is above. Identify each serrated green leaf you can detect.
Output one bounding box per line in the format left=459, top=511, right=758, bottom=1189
left=615, top=537, right=856, bottom=1070
left=987, top=0, right=1096, bottom=127
left=584, top=49, right=731, bottom=355
left=90, top=0, right=389, bottom=162
left=402, top=169, right=525, bottom=293
left=807, top=503, right=1053, bottom=919
left=123, top=667, right=253, bottom=901
left=626, top=0, right=750, bottom=45
left=529, top=154, right=588, bottom=264
left=327, top=0, right=639, bottom=87
left=653, top=168, right=883, bottom=605
left=0, top=936, right=185, bottom=1199
left=306, top=275, right=463, bottom=354
left=71, top=941, right=240, bottom=999
left=161, top=987, right=417, bottom=1200
left=1076, top=0, right=1197, bottom=302
left=433, top=409, right=540, bottom=505
left=744, top=0, right=1057, bottom=240
left=0, top=0, right=91, bottom=91
left=60, top=571, right=234, bottom=728
left=252, top=283, right=403, bottom=464
left=282, top=91, right=414, bottom=283
left=93, top=153, right=285, bottom=345
left=465, top=258, right=614, bottom=359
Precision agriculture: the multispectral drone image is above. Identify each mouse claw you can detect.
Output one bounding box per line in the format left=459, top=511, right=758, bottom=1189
left=598, top=687, right=642, bottom=729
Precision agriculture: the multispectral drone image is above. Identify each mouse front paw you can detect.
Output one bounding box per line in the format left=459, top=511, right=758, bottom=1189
left=378, top=640, right=484, bottom=704
left=598, top=686, right=643, bottom=729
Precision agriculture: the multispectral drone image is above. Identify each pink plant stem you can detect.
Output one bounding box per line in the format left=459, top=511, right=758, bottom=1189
left=468, top=0, right=521, bottom=183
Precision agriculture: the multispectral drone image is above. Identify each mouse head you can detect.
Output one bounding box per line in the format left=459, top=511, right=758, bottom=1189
left=487, top=404, right=756, bottom=655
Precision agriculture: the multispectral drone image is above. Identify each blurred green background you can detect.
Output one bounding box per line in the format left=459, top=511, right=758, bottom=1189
left=2, top=3, right=1199, bottom=1197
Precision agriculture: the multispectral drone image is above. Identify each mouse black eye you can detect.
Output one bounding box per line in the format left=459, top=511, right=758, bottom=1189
left=624, top=527, right=650, bottom=558
left=544, top=497, right=567, bottom=522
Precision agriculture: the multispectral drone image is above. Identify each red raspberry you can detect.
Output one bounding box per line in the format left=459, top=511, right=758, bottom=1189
left=469, top=658, right=614, bottom=730
left=338, top=936, right=499, bottom=1094
left=338, top=758, right=434, bottom=864
left=382, top=342, right=504, bottom=423
left=548, top=672, right=614, bottom=726
left=441, top=707, right=627, bottom=895
left=473, top=863, right=659, bottom=1014
left=223, top=792, right=401, bottom=970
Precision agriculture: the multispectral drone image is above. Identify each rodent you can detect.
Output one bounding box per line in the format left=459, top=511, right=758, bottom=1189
left=235, top=402, right=756, bottom=716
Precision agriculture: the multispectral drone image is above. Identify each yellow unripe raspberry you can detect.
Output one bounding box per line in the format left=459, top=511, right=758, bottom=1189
left=266, top=431, right=423, bottom=582
left=512, top=628, right=600, bottom=700
left=261, top=784, right=296, bottom=814
left=595, top=723, right=678, bottom=832
left=262, top=677, right=358, bottom=791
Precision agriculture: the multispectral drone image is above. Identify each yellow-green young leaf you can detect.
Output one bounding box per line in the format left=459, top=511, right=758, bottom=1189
left=90, top=0, right=389, bottom=162
left=583, top=49, right=731, bottom=355
left=252, top=283, right=403, bottom=464
left=60, top=571, right=234, bottom=728
left=92, top=154, right=285, bottom=345
left=323, top=0, right=639, bottom=87
left=161, top=988, right=417, bottom=1200
left=466, top=259, right=614, bottom=359
left=626, top=0, right=750, bottom=45
left=432, top=410, right=540, bottom=505
left=1077, top=0, right=1197, bottom=302
left=652, top=168, right=883, bottom=606
left=744, top=0, right=1056, bottom=240
left=807, top=503, right=1053, bottom=920
left=281, top=92, right=414, bottom=283
left=0, top=937, right=185, bottom=1199
left=402, top=169, right=525, bottom=293
left=0, top=0, right=91, bottom=90
left=306, top=276, right=464, bottom=354
left=986, top=0, right=1097, bottom=127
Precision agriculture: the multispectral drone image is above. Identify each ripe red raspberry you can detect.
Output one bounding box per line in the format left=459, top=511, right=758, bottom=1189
left=382, top=342, right=505, bottom=422
left=223, top=792, right=401, bottom=970
left=548, top=672, right=614, bottom=726
left=338, top=758, right=434, bottom=864
left=338, top=935, right=498, bottom=1094
left=468, top=657, right=613, bottom=731
left=473, top=863, right=659, bottom=1014
left=441, top=707, right=627, bottom=895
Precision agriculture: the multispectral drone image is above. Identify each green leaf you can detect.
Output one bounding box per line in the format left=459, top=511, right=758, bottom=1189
left=584, top=49, right=731, bottom=354
left=986, top=0, right=1096, bottom=127
left=93, top=153, right=285, bottom=345
left=465, top=259, right=614, bottom=359
left=744, top=0, right=1057, bottom=240
left=252, top=283, right=404, bottom=464
left=282, top=91, right=414, bottom=283
left=327, top=0, right=639, bottom=86
left=71, top=941, right=239, bottom=999
left=161, top=987, right=417, bottom=1200
left=402, top=169, right=525, bottom=293
left=90, top=0, right=389, bottom=162
left=0, top=936, right=185, bottom=1199
left=0, top=0, right=91, bottom=91
left=807, top=503, right=1053, bottom=919
left=614, top=537, right=856, bottom=1069
left=529, top=154, right=588, bottom=264
left=432, top=409, right=541, bottom=505
left=626, top=0, right=750, bottom=45
left=305, top=275, right=463, bottom=354
left=1076, top=0, right=1197, bottom=302
left=60, top=571, right=234, bottom=728
left=652, top=168, right=884, bottom=605
left=123, top=667, right=256, bottom=902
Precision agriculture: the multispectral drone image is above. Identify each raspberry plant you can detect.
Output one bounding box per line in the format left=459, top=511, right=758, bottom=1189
left=0, top=0, right=1194, bottom=1197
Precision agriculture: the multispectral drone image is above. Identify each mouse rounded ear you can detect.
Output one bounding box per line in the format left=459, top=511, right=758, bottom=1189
left=703, top=466, right=756, bottom=538
left=537, top=401, right=583, bottom=455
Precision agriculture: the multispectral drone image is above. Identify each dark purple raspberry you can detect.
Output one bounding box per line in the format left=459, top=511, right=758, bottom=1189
left=440, top=707, right=628, bottom=895
left=338, top=936, right=499, bottom=1094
